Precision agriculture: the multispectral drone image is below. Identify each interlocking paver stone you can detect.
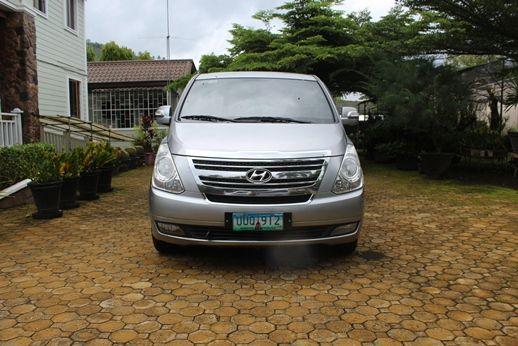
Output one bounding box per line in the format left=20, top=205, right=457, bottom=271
left=0, top=166, right=516, bottom=345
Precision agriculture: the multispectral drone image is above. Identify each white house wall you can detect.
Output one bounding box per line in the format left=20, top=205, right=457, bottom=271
left=1, top=0, right=88, bottom=121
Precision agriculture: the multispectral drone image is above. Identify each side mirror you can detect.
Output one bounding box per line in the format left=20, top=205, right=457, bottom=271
left=340, top=108, right=359, bottom=127
left=155, top=107, right=171, bottom=126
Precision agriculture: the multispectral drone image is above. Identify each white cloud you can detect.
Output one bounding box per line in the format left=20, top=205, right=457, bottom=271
left=86, top=0, right=396, bottom=66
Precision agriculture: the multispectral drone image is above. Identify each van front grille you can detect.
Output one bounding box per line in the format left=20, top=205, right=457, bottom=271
left=179, top=225, right=335, bottom=241
left=205, top=194, right=312, bottom=205
left=191, top=158, right=327, bottom=194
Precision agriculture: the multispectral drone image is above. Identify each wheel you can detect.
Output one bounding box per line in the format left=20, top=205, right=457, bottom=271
left=152, top=235, right=175, bottom=254
left=340, top=240, right=358, bottom=254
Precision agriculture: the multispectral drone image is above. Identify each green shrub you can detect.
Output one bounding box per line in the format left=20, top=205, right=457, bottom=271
left=0, top=143, right=60, bottom=189
left=59, top=147, right=84, bottom=179
left=125, top=147, right=137, bottom=157
left=81, top=142, right=118, bottom=173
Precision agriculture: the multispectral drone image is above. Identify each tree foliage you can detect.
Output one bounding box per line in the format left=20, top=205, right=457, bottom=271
left=197, top=0, right=432, bottom=95
left=87, top=46, right=97, bottom=62
left=137, top=51, right=154, bottom=60
left=199, top=54, right=233, bottom=73
left=365, top=59, right=475, bottom=153
left=401, top=0, right=518, bottom=60
left=100, top=41, right=135, bottom=61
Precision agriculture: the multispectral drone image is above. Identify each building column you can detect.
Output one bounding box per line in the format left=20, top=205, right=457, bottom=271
left=0, top=11, right=40, bottom=143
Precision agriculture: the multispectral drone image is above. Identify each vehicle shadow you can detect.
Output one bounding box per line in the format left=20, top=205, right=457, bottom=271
left=161, top=244, right=358, bottom=271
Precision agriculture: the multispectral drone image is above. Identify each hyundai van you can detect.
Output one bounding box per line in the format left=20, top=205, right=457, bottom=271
left=149, top=72, right=364, bottom=252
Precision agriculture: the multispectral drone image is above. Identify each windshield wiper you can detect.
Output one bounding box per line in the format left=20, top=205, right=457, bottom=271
left=180, top=115, right=235, bottom=122
left=234, top=116, right=310, bottom=124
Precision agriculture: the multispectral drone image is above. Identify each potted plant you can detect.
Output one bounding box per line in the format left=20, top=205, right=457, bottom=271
left=134, top=114, right=162, bottom=166
left=25, top=144, right=63, bottom=219
left=420, top=129, right=458, bottom=179
left=394, top=142, right=419, bottom=171
left=134, top=145, right=146, bottom=166
left=508, top=126, right=518, bottom=153
left=97, top=142, right=118, bottom=193
left=115, top=148, right=130, bottom=173
left=125, top=147, right=138, bottom=169
left=373, top=142, right=397, bottom=164
left=58, top=147, right=83, bottom=210
left=78, top=142, right=102, bottom=200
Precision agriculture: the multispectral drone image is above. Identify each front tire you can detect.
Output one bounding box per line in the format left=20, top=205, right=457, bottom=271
left=340, top=240, right=358, bottom=254
left=152, top=236, right=175, bottom=254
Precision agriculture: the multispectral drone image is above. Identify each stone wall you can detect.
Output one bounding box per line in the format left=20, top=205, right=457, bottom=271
left=0, top=11, right=40, bottom=142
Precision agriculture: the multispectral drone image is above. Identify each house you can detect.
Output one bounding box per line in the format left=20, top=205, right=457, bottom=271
left=460, top=60, right=518, bottom=131
left=87, top=59, right=196, bottom=135
left=0, top=0, right=88, bottom=142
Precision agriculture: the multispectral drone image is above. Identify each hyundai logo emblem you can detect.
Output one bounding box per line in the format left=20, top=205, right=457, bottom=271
left=245, top=169, right=273, bottom=184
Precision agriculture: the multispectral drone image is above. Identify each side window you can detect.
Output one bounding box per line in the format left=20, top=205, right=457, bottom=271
left=69, top=79, right=81, bottom=118
left=65, top=0, right=76, bottom=30
left=33, top=0, right=47, bottom=14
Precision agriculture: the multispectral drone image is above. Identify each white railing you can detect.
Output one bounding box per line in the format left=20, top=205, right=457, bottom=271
left=39, top=115, right=134, bottom=152
left=0, top=112, right=23, bottom=147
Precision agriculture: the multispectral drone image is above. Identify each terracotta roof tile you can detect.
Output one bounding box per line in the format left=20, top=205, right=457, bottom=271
left=88, top=59, right=196, bottom=84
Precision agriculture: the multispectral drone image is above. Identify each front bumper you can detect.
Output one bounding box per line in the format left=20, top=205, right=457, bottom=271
left=149, top=187, right=364, bottom=247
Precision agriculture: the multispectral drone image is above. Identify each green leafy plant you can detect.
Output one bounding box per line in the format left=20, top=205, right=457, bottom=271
left=115, top=147, right=130, bottom=165
left=152, top=128, right=167, bottom=153
left=81, top=142, right=117, bottom=174
left=133, top=114, right=157, bottom=153
left=0, top=144, right=61, bottom=188
left=125, top=147, right=137, bottom=158
left=59, top=147, right=84, bottom=179
left=366, top=59, right=473, bottom=155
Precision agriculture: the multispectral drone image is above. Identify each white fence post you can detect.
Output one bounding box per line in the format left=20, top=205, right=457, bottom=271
left=12, top=108, right=23, bottom=145
left=0, top=109, right=24, bottom=147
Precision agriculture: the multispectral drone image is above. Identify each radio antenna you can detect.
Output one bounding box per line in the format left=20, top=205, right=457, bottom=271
left=166, top=0, right=171, bottom=59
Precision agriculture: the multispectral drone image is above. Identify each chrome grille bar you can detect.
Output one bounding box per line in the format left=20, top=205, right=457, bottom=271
left=190, top=157, right=328, bottom=197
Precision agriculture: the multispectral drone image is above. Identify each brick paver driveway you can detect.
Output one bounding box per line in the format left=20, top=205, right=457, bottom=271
left=1, top=166, right=517, bottom=345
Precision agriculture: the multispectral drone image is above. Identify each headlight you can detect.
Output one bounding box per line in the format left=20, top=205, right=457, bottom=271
left=332, top=143, right=363, bottom=194
left=152, top=142, right=184, bottom=194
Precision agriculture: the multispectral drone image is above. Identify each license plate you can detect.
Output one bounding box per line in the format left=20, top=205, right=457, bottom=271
left=232, top=213, right=284, bottom=231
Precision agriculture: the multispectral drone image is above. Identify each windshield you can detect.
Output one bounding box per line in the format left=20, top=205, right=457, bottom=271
left=179, top=78, right=335, bottom=123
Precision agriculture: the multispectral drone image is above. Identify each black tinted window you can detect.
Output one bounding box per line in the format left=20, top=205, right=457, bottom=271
left=179, top=78, right=335, bottom=123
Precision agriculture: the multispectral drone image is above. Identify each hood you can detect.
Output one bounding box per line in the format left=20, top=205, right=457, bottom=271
left=168, top=123, right=347, bottom=159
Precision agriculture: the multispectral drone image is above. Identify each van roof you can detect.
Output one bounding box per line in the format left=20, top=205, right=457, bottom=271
left=196, top=71, right=317, bottom=81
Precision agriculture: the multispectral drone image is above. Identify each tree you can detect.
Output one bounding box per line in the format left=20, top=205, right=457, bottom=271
left=400, top=0, right=518, bottom=60
left=446, top=55, right=500, bottom=70
left=100, top=41, right=135, bottom=61
left=199, top=0, right=427, bottom=95
left=137, top=51, right=153, bottom=60
left=365, top=59, right=475, bottom=154
left=225, top=0, right=367, bottom=94
left=199, top=54, right=232, bottom=73
left=87, top=46, right=97, bottom=62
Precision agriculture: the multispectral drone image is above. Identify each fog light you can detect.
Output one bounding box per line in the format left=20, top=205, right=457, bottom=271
left=156, top=222, right=184, bottom=236
left=330, top=223, right=358, bottom=236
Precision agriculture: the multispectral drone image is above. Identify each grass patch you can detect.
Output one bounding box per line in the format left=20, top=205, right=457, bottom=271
left=364, top=161, right=518, bottom=206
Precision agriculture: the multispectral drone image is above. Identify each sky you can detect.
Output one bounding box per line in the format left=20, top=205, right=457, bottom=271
left=85, top=0, right=396, bottom=66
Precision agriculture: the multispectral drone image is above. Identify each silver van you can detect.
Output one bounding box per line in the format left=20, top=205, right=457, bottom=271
left=149, top=72, right=364, bottom=252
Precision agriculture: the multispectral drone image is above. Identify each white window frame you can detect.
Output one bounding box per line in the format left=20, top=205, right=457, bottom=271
left=64, top=0, right=78, bottom=34
left=66, top=76, right=82, bottom=119
left=32, top=0, right=48, bottom=18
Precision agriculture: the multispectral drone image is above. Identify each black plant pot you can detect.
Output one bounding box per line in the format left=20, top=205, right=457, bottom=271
left=98, top=167, right=114, bottom=193
left=112, top=165, right=120, bottom=176
left=60, top=177, right=80, bottom=210
left=128, top=157, right=138, bottom=169
left=373, top=151, right=394, bottom=164
left=78, top=171, right=100, bottom=201
left=420, top=153, right=455, bottom=179
left=29, top=181, right=63, bottom=219
left=119, top=159, right=129, bottom=172
left=396, top=155, right=419, bottom=171
left=509, top=131, right=518, bottom=153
